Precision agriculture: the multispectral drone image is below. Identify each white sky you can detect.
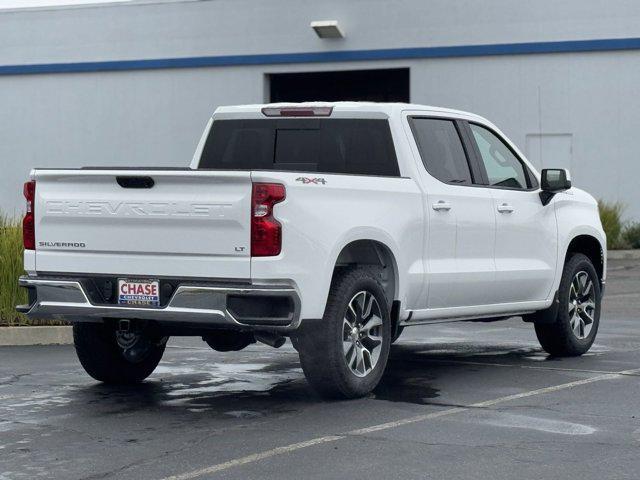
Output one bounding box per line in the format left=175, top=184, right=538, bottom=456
left=0, top=0, right=130, bottom=8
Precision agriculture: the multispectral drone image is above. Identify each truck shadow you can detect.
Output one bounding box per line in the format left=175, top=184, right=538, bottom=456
left=71, top=341, right=556, bottom=417
left=374, top=341, right=549, bottom=404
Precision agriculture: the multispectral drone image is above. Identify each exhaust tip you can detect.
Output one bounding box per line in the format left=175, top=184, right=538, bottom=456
left=254, top=332, right=286, bottom=349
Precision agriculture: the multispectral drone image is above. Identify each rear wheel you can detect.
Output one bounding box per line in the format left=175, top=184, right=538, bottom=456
left=73, top=322, right=166, bottom=384
left=294, top=267, right=391, bottom=399
left=534, top=253, right=601, bottom=356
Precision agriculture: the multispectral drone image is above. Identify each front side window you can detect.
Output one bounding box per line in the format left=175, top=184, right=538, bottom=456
left=469, top=124, right=528, bottom=189
left=409, top=118, right=472, bottom=185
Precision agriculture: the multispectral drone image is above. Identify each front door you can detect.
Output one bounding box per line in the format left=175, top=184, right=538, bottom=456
left=467, top=123, right=558, bottom=304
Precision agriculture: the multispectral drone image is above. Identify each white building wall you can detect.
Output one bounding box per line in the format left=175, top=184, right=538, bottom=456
left=1, top=0, right=639, bottom=218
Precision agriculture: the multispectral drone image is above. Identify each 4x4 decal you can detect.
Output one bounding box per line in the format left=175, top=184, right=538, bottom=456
left=296, top=177, right=327, bottom=185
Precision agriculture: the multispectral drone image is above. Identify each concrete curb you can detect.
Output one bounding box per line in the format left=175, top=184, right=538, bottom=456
left=0, top=326, right=73, bottom=346
left=608, top=249, right=640, bottom=260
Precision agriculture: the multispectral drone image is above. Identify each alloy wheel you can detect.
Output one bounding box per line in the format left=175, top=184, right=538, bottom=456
left=568, top=271, right=597, bottom=340
left=342, top=291, right=384, bottom=377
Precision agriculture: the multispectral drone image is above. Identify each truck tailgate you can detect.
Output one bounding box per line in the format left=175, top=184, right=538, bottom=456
left=32, top=169, right=252, bottom=279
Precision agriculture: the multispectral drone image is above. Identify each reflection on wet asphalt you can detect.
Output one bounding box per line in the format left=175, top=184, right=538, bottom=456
left=0, top=339, right=549, bottom=439
left=79, top=343, right=549, bottom=413
left=59, top=354, right=313, bottom=418
left=0, top=335, right=637, bottom=480
left=0, top=338, right=614, bottom=427
left=0, top=333, right=620, bottom=432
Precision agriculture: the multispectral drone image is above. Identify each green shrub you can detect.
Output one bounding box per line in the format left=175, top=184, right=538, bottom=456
left=0, top=214, right=27, bottom=325
left=0, top=214, right=64, bottom=326
left=623, top=222, right=640, bottom=249
left=598, top=200, right=627, bottom=250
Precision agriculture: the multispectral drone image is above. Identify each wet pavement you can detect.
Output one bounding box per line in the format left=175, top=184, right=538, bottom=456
left=1, top=258, right=639, bottom=480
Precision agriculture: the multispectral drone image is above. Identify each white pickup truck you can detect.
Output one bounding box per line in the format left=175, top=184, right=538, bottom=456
left=17, top=102, right=606, bottom=398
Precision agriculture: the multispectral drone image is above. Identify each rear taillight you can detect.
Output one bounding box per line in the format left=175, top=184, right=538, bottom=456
left=251, top=183, right=285, bottom=257
left=23, top=180, right=36, bottom=250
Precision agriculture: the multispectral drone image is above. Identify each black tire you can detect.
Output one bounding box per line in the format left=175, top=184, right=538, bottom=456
left=73, top=322, right=166, bottom=384
left=534, top=253, right=601, bottom=356
left=294, top=267, right=391, bottom=399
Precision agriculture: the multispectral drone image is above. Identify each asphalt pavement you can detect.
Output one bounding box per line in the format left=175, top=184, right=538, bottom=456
left=1, top=258, right=639, bottom=480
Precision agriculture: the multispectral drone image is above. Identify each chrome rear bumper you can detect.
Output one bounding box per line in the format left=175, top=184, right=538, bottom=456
left=17, top=276, right=301, bottom=330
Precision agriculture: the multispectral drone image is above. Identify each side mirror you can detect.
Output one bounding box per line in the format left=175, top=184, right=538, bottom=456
left=541, top=168, right=571, bottom=192
left=540, top=168, right=572, bottom=206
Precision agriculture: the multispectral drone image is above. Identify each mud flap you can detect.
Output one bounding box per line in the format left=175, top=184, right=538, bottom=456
left=523, top=290, right=560, bottom=324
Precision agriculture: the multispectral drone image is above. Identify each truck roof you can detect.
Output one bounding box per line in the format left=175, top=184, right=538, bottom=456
left=214, top=102, right=488, bottom=123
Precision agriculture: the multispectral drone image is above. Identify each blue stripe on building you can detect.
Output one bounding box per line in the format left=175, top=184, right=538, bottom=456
left=2, top=37, right=640, bottom=75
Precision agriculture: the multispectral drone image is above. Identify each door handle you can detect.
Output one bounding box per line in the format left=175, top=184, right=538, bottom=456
left=497, top=203, right=514, bottom=213
left=432, top=200, right=452, bottom=211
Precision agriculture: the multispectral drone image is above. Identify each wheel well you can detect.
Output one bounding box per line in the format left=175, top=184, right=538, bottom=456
left=566, top=235, right=604, bottom=283
left=333, top=240, right=398, bottom=308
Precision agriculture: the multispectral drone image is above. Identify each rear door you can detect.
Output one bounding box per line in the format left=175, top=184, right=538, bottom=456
left=408, top=116, right=496, bottom=308
left=465, top=122, right=558, bottom=303
left=33, top=170, right=252, bottom=279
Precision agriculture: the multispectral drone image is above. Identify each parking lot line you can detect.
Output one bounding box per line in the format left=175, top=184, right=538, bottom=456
left=604, top=292, right=640, bottom=299
left=160, top=367, right=640, bottom=480
left=421, top=358, right=640, bottom=376
left=165, top=346, right=212, bottom=351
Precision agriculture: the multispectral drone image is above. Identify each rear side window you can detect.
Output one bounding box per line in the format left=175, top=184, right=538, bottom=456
left=199, top=119, right=399, bottom=177
left=409, top=118, right=472, bottom=185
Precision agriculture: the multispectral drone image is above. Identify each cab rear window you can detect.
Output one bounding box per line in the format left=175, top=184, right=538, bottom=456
left=198, top=119, right=400, bottom=177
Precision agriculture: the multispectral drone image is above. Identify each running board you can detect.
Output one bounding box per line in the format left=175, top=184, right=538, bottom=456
left=400, top=310, right=537, bottom=326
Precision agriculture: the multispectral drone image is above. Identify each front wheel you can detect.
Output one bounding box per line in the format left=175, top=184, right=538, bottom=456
left=534, top=253, right=601, bottom=356
left=294, top=267, right=391, bottom=399
left=73, top=322, right=166, bottom=384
